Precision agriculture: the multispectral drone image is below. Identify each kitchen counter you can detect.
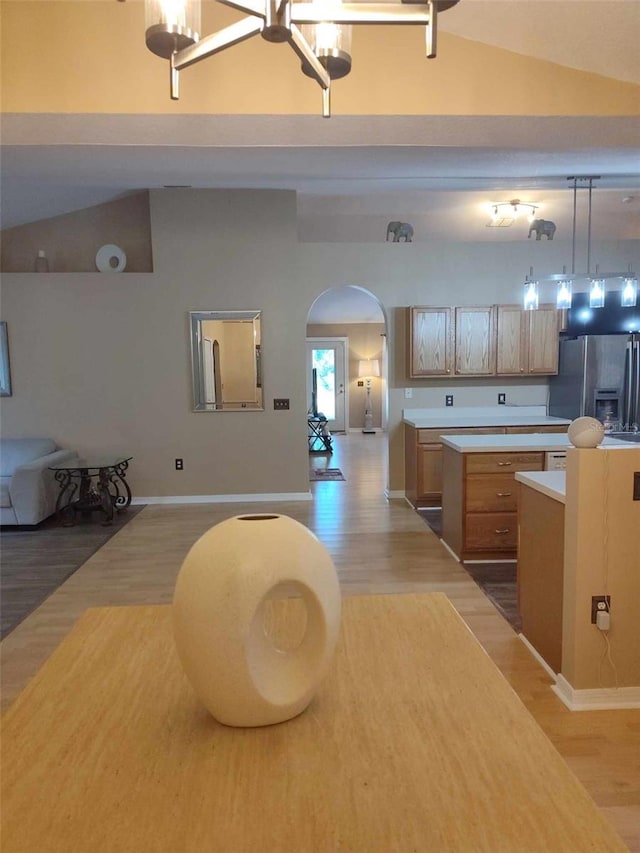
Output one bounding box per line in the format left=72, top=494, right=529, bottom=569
left=403, top=406, right=571, bottom=430
left=440, top=434, right=630, bottom=453
left=515, top=471, right=566, bottom=504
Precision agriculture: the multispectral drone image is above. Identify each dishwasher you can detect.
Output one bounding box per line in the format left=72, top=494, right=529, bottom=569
left=544, top=451, right=567, bottom=470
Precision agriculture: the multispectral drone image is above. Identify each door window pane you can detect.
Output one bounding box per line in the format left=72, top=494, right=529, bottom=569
left=312, top=349, right=336, bottom=419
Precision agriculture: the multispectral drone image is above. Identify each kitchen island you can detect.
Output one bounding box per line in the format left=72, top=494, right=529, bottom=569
left=440, top=433, right=629, bottom=563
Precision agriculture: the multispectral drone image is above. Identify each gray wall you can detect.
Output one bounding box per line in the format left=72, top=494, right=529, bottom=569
left=1, top=189, right=638, bottom=498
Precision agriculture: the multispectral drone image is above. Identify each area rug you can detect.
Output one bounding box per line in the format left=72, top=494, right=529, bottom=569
left=310, top=468, right=345, bottom=482
left=416, top=508, right=521, bottom=632
left=0, top=506, right=145, bottom=639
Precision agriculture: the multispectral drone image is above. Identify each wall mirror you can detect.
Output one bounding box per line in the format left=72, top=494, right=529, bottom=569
left=189, top=310, right=263, bottom=411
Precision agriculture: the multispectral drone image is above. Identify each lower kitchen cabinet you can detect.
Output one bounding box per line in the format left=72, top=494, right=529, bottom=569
left=404, top=424, right=566, bottom=508
left=441, top=447, right=545, bottom=561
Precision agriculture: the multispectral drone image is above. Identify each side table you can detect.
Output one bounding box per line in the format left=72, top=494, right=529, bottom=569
left=50, top=456, right=132, bottom=526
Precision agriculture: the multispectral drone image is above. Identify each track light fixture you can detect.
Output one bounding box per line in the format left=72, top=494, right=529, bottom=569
left=145, top=0, right=460, bottom=117
left=491, top=199, right=539, bottom=225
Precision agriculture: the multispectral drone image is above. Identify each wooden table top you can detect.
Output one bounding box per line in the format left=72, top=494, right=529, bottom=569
left=1, top=594, right=625, bottom=852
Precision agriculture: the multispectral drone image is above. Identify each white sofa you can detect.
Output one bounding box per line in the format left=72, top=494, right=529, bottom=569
left=0, top=438, right=79, bottom=526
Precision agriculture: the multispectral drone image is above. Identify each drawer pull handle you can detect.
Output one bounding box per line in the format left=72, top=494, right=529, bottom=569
left=495, top=528, right=510, bottom=534
left=496, top=492, right=512, bottom=497
left=497, top=461, right=512, bottom=466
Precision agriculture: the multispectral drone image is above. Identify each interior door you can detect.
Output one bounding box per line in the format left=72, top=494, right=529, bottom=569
left=306, top=339, right=347, bottom=432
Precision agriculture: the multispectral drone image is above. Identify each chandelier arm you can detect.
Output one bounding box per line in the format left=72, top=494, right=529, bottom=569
left=173, top=16, right=264, bottom=71
left=426, top=0, right=436, bottom=57
left=216, top=0, right=267, bottom=17
left=288, top=24, right=331, bottom=89
left=290, top=3, right=432, bottom=25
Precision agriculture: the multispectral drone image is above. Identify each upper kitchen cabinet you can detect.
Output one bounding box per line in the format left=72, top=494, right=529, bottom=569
left=454, top=307, right=495, bottom=376
left=408, top=307, right=453, bottom=377
left=495, top=305, right=560, bottom=376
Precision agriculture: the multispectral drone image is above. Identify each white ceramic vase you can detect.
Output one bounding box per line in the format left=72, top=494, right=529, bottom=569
left=173, top=513, right=341, bottom=727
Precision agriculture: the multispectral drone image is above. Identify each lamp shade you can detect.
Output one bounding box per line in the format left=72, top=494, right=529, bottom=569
left=358, top=359, right=380, bottom=378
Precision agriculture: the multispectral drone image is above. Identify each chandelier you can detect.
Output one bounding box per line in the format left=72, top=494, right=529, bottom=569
left=144, top=0, right=460, bottom=117
left=522, top=176, right=637, bottom=312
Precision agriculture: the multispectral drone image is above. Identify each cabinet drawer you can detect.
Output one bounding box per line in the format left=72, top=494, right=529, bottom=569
left=465, top=513, right=518, bottom=550
left=417, top=427, right=504, bottom=444
left=465, top=452, right=544, bottom=474
left=504, top=426, right=568, bottom=435
left=466, top=475, right=517, bottom=512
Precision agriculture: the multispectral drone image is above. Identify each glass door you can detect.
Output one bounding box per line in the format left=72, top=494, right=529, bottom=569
left=306, top=339, right=347, bottom=432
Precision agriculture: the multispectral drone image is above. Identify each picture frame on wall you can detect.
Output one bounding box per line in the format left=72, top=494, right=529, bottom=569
left=0, top=322, right=12, bottom=397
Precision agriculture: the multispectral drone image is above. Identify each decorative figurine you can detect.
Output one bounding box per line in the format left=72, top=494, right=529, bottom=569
left=528, top=219, right=557, bottom=240
left=386, top=221, right=414, bottom=242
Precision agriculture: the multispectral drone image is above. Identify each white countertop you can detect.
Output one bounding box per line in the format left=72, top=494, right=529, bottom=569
left=402, top=406, right=571, bottom=430
left=440, top=434, right=631, bottom=452
left=515, top=471, right=566, bottom=504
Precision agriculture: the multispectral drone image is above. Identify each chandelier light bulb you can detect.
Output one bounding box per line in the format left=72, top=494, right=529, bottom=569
left=589, top=278, right=606, bottom=309
left=556, top=280, right=572, bottom=310
left=621, top=276, right=638, bottom=307
left=523, top=280, right=539, bottom=311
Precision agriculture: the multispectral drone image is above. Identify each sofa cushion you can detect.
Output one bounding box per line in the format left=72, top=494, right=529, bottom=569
left=0, top=439, right=57, bottom=476
left=0, top=477, right=11, bottom=508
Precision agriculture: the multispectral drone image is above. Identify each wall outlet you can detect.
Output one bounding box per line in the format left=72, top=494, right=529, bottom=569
left=175, top=458, right=184, bottom=470
left=591, top=595, right=610, bottom=624
left=404, top=388, right=413, bottom=399
left=357, top=380, right=364, bottom=387
left=273, top=398, right=290, bottom=410
left=498, top=393, right=506, bottom=405
left=445, top=395, right=453, bottom=407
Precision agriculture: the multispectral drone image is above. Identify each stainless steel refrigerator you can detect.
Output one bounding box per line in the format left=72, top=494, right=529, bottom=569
left=548, top=333, right=640, bottom=430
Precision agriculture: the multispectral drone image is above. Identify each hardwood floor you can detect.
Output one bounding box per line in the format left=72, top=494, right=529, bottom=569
left=2, top=432, right=639, bottom=850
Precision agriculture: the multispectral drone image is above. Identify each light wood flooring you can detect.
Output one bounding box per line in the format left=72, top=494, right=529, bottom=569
left=2, top=433, right=639, bottom=850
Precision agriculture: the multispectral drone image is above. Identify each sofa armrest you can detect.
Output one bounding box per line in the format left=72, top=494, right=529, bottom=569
left=9, top=449, right=79, bottom=525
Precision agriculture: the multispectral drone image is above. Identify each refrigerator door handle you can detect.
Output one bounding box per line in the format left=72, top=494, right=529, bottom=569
left=633, top=338, right=640, bottom=428
left=623, top=340, right=633, bottom=428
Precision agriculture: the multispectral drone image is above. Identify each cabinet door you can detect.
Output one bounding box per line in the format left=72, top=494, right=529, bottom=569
left=496, top=305, right=527, bottom=375
left=409, top=307, right=452, bottom=377
left=418, top=445, right=444, bottom=499
left=454, top=307, right=495, bottom=375
left=527, top=306, right=560, bottom=374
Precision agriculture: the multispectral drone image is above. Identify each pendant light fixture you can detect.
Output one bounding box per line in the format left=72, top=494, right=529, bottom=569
left=523, top=271, right=539, bottom=311
left=621, top=275, right=638, bottom=308
left=144, top=0, right=460, bottom=117
left=521, top=176, right=635, bottom=311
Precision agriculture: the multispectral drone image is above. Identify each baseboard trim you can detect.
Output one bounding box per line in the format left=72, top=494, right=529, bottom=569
left=518, top=634, right=558, bottom=681
left=439, top=539, right=460, bottom=562
left=552, top=674, right=640, bottom=711
left=385, top=490, right=406, bottom=500
left=132, top=492, right=313, bottom=505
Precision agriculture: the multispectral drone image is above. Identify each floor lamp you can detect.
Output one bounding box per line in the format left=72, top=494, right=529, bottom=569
left=358, top=359, right=380, bottom=434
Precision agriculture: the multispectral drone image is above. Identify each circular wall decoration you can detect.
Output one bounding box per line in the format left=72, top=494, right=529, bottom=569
left=95, top=244, right=127, bottom=273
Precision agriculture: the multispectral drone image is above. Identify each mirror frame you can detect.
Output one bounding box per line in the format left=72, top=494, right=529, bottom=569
left=189, top=310, right=263, bottom=412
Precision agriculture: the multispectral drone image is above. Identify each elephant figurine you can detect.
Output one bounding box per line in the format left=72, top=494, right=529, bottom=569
left=386, top=221, right=414, bottom=242
left=528, top=219, right=556, bottom=241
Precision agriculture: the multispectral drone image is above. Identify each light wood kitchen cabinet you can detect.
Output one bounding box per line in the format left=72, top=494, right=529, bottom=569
left=495, top=304, right=561, bottom=376
left=441, top=447, right=545, bottom=561
left=408, top=307, right=453, bottom=377
left=408, top=304, right=561, bottom=378
left=454, top=306, right=495, bottom=375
